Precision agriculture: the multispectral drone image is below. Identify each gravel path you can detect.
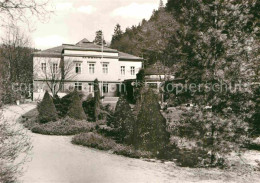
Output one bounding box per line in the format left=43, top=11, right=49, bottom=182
left=2, top=104, right=260, bottom=183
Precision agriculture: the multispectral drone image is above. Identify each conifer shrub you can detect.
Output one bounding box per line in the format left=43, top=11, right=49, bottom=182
left=54, top=92, right=85, bottom=118
left=53, top=94, right=63, bottom=117
left=37, top=91, right=58, bottom=123
left=110, top=95, right=135, bottom=144
left=135, top=89, right=170, bottom=157
left=82, top=94, right=95, bottom=121
left=67, top=90, right=87, bottom=120
left=171, top=107, right=248, bottom=167
left=94, top=79, right=101, bottom=121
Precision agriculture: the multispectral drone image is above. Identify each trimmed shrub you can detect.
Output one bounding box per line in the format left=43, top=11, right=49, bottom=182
left=94, top=79, right=101, bottom=121
left=72, top=132, right=117, bottom=150
left=110, top=95, right=135, bottom=144
left=31, top=117, right=95, bottom=135
left=82, top=95, right=95, bottom=121
left=54, top=92, right=85, bottom=118
left=37, top=91, right=58, bottom=123
left=53, top=94, right=63, bottom=117
left=72, top=132, right=152, bottom=158
left=135, top=89, right=170, bottom=157
left=67, top=90, right=86, bottom=120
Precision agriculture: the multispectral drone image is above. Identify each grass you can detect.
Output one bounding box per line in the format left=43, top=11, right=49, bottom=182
left=19, top=108, right=95, bottom=135
left=72, top=132, right=152, bottom=159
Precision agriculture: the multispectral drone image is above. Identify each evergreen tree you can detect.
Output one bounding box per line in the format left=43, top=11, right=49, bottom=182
left=159, top=0, right=164, bottom=9
left=37, top=91, right=58, bottom=123
left=111, top=24, right=123, bottom=46
left=93, top=30, right=106, bottom=46
left=112, top=95, right=135, bottom=144
left=135, top=89, right=170, bottom=157
left=94, top=79, right=101, bottom=121
left=163, top=0, right=258, bottom=166
left=67, top=90, right=86, bottom=120
left=173, top=107, right=248, bottom=167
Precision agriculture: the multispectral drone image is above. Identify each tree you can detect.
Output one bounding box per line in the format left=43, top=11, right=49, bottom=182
left=172, top=107, right=248, bottom=167
left=93, top=30, right=106, bottom=46
left=36, top=57, right=75, bottom=96
left=37, top=91, right=58, bottom=123
left=165, top=0, right=259, bottom=114
left=0, top=25, right=34, bottom=104
left=67, top=90, right=86, bottom=120
left=110, top=9, right=178, bottom=66
left=112, top=95, right=135, bottom=144
left=111, top=24, right=123, bottom=46
left=94, top=79, right=101, bottom=121
left=163, top=0, right=259, bottom=166
left=159, top=0, right=164, bottom=9
left=0, top=0, right=51, bottom=26
left=135, top=89, right=170, bottom=157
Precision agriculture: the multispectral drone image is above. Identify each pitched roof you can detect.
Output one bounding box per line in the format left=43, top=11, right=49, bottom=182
left=34, top=38, right=142, bottom=61
left=118, top=52, right=143, bottom=61
left=76, top=38, right=91, bottom=45
left=34, top=45, right=64, bottom=57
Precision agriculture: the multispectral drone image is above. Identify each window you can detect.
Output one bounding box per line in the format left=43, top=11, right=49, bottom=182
left=121, top=66, right=125, bottom=75
left=75, top=82, right=82, bottom=91
left=103, top=83, right=108, bottom=93
left=88, top=83, right=93, bottom=92
left=102, top=63, right=108, bottom=74
left=131, top=66, right=135, bottom=75
left=89, top=63, right=95, bottom=74
left=52, top=63, right=58, bottom=74
left=41, top=63, right=46, bottom=72
left=75, top=63, right=81, bottom=74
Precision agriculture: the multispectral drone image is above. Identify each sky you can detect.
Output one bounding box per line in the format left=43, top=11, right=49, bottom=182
left=27, top=0, right=168, bottom=50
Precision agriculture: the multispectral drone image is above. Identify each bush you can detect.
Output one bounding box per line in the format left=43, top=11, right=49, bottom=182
left=72, top=132, right=117, bottom=150
left=97, top=125, right=119, bottom=137
left=72, top=132, right=152, bottom=158
left=31, top=117, right=95, bottom=135
left=0, top=112, right=31, bottom=182
left=94, top=79, right=101, bottom=121
left=67, top=90, right=86, bottom=120
left=53, top=95, right=63, bottom=117
left=82, top=95, right=95, bottom=121
left=109, top=95, right=135, bottom=144
left=135, top=89, right=170, bottom=157
left=37, top=91, right=58, bottom=123
left=20, top=108, right=39, bottom=130
left=170, top=107, right=248, bottom=167
left=54, top=92, right=85, bottom=118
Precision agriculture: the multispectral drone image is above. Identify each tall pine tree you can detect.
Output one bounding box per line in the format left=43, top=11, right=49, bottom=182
left=93, top=30, right=106, bottom=46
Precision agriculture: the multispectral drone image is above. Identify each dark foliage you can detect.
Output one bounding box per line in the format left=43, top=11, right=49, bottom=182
left=135, top=89, right=170, bottom=157
left=94, top=79, right=101, bottom=121
left=31, top=117, right=94, bottom=135
left=67, top=90, right=86, bottom=120
left=82, top=95, right=95, bottom=121
left=37, top=91, right=58, bottom=123
left=109, top=95, right=135, bottom=144
left=53, top=92, right=85, bottom=118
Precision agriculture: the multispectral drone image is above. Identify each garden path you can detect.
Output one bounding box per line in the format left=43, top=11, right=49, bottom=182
left=2, top=104, right=260, bottom=183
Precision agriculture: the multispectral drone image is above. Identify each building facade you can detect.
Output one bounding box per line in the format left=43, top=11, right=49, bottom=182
left=33, top=38, right=143, bottom=100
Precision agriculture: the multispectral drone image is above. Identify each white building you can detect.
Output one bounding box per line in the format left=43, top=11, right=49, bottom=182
left=33, top=38, right=143, bottom=100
